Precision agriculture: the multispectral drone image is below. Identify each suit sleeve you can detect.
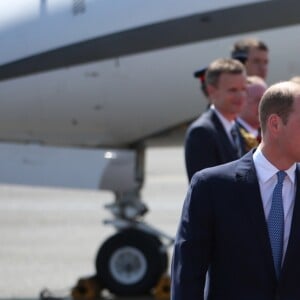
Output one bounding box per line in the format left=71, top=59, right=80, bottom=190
left=171, top=173, right=213, bottom=300
left=185, top=126, right=218, bottom=181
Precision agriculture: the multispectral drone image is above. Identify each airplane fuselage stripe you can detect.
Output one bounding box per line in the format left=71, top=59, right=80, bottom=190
left=0, top=0, right=299, bottom=81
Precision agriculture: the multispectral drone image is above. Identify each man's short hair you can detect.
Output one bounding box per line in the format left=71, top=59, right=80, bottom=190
left=290, top=76, right=300, bottom=85
left=247, top=75, right=267, bottom=86
left=205, top=58, right=245, bottom=87
left=259, top=82, right=298, bottom=133
left=231, top=38, right=268, bottom=60
left=246, top=76, right=268, bottom=94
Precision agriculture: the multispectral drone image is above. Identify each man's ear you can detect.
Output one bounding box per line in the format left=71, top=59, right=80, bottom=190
left=206, top=84, right=217, bottom=98
left=267, top=114, right=282, bottom=137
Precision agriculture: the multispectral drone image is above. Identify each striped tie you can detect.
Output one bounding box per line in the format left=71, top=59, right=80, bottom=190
left=267, top=171, right=286, bottom=279
left=230, top=125, right=242, bottom=157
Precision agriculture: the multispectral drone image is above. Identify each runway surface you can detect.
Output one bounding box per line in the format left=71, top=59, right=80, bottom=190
left=0, top=146, right=188, bottom=300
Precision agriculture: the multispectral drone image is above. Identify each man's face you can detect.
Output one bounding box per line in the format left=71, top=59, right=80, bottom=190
left=279, top=96, right=300, bottom=163
left=245, top=48, right=268, bottom=79
left=242, top=83, right=267, bottom=128
left=209, top=73, right=247, bottom=121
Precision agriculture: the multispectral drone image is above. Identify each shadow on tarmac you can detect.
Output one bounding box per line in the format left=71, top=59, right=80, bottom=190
left=1, top=297, right=155, bottom=300
left=0, top=290, right=156, bottom=300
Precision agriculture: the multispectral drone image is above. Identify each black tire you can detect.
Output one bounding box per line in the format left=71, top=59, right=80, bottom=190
left=95, top=229, right=168, bottom=296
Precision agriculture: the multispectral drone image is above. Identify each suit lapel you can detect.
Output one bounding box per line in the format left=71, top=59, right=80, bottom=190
left=235, top=151, right=276, bottom=280
left=280, top=166, right=300, bottom=278
left=210, top=110, right=238, bottom=160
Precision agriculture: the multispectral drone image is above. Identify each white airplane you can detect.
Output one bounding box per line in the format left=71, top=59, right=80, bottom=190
left=1, top=0, right=300, bottom=296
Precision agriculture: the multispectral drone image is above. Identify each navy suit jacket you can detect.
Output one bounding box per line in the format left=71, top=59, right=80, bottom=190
left=185, top=109, right=244, bottom=181
left=172, top=151, right=300, bottom=300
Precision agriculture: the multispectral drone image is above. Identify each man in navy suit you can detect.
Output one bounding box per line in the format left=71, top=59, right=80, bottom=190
left=172, top=81, right=300, bottom=299
left=185, top=58, right=247, bottom=181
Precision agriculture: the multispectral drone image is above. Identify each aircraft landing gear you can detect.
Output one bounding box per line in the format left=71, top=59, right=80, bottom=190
left=95, top=228, right=168, bottom=296
left=94, top=144, right=174, bottom=296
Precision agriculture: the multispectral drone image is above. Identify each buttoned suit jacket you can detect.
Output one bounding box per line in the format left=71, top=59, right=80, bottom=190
left=185, top=108, right=244, bottom=181
left=171, top=151, right=300, bottom=300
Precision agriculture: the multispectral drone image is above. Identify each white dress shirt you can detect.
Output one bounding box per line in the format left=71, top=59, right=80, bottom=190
left=253, top=147, right=296, bottom=262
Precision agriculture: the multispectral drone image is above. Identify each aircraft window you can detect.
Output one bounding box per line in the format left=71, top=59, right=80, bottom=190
left=73, top=0, right=85, bottom=15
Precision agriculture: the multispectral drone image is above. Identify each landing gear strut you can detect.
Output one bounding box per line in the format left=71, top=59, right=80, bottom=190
left=95, top=143, right=174, bottom=296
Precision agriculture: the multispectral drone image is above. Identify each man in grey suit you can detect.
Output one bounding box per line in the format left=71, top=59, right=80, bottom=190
left=172, top=81, right=300, bottom=299
left=185, top=58, right=247, bottom=181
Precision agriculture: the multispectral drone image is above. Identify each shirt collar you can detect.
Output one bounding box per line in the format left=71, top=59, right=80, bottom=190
left=253, top=146, right=296, bottom=184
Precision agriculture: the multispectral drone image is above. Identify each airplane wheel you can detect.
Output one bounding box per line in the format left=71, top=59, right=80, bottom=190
left=95, top=229, right=168, bottom=296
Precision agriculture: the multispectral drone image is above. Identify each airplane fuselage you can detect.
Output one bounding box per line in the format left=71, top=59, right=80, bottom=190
left=0, top=0, right=300, bottom=147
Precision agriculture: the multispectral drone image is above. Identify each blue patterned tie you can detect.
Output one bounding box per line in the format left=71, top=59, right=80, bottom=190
left=267, top=171, right=286, bottom=279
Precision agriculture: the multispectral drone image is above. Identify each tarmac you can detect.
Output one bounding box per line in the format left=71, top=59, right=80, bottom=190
left=0, top=146, right=188, bottom=300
